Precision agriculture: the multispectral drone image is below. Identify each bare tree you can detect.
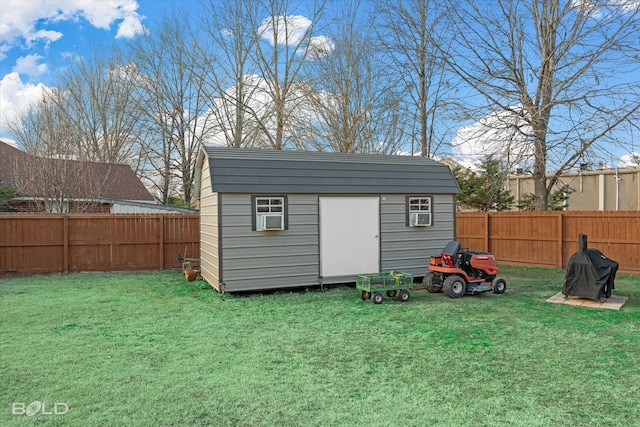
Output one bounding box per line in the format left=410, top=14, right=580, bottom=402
left=198, top=0, right=265, bottom=148
left=440, top=0, right=640, bottom=210
left=300, top=0, right=404, bottom=153
left=8, top=93, right=103, bottom=213
left=50, top=46, right=143, bottom=166
left=249, top=0, right=327, bottom=150
left=8, top=88, right=80, bottom=158
left=128, top=9, right=214, bottom=204
left=8, top=46, right=147, bottom=189
left=376, top=0, right=452, bottom=157
left=11, top=155, right=104, bottom=213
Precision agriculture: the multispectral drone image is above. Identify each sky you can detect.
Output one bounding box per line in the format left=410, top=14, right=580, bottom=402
left=1, top=0, right=638, bottom=170
left=0, top=0, right=174, bottom=140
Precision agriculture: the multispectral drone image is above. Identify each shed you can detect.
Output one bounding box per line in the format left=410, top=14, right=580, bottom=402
left=194, top=147, right=460, bottom=292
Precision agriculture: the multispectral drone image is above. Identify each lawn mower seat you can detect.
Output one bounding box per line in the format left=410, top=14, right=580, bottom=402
left=442, top=241, right=461, bottom=257
left=441, top=241, right=462, bottom=268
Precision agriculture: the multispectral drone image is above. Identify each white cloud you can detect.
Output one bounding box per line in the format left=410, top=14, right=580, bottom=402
left=12, top=54, right=48, bottom=76
left=116, top=13, right=147, bottom=38
left=259, top=15, right=312, bottom=46
left=27, top=29, right=64, bottom=45
left=74, top=0, right=140, bottom=29
left=305, top=35, right=334, bottom=59
left=0, top=0, right=146, bottom=60
left=571, top=0, right=640, bottom=17
left=0, top=72, right=48, bottom=135
left=618, top=152, right=640, bottom=168
left=450, top=108, right=534, bottom=171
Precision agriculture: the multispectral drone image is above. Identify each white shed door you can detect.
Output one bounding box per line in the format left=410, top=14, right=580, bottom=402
left=319, top=197, right=380, bottom=277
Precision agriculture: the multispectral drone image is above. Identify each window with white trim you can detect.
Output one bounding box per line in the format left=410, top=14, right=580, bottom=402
left=254, top=196, right=285, bottom=231
left=408, top=197, right=432, bottom=227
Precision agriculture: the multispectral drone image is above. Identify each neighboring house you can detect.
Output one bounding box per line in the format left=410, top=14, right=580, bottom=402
left=195, top=147, right=460, bottom=293
left=438, top=155, right=640, bottom=211
left=104, top=199, right=198, bottom=214
left=508, top=167, right=640, bottom=211
left=0, top=140, right=157, bottom=213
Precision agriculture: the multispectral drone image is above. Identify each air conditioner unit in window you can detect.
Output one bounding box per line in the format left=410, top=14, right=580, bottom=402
left=259, top=214, right=284, bottom=230
left=411, top=212, right=431, bottom=226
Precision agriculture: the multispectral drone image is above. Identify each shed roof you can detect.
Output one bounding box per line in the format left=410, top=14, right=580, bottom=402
left=200, top=146, right=460, bottom=194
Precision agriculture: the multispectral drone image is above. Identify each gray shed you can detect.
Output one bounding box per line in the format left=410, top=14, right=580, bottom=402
left=194, top=147, right=460, bottom=292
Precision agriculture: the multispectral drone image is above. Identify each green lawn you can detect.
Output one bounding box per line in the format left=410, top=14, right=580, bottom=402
left=1, top=266, right=639, bottom=426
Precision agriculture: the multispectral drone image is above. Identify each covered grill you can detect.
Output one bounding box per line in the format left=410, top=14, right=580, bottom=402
left=563, top=234, right=619, bottom=302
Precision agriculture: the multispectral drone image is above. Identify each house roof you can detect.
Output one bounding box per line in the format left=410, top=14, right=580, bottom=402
left=199, top=146, right=460, bottom=195
left=0, top=140, right=29, bottom=187
left=0, top=140, right=154, bottom=202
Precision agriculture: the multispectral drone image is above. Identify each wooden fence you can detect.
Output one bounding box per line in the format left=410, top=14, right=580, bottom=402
left=456, top=211, right=640, bottom=274
left=0, top=214, right=199, bottom=275
left=1, top=211, right=638, bottom=276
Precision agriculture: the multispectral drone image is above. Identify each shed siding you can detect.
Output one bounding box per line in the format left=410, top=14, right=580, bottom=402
left=219, top=194, right=320, bottom=291
left=199, top=158, right=220, bottom=289
left=380, top=194, right=455, bottom=276
left=215, top=193, right=456, bottom=291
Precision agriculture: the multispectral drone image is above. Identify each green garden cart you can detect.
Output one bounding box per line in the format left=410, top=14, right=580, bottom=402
left=356, top=271, right=414, bottom=304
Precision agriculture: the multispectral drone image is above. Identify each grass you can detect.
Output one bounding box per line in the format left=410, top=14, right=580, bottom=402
left=1, top=266, right=639, bottom=426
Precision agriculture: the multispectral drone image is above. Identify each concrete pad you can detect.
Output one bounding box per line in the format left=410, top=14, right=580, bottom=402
left=545, top=292, right=628, bottom=310
left=564, top=297, right=587, bottom=306
left=600, top=295, right=629, bottom=310
left=581, top=299, right=604, bottom=308
left=547, top=293, right=567, bottom=303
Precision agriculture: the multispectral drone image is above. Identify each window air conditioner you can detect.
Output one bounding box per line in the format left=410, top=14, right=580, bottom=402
left=259, top=214, right=284, bottom=230
left=411, top=212, right=431, bottom=226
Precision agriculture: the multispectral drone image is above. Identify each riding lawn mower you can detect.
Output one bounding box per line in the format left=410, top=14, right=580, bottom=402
left=423, top=241, right=507, bottom=298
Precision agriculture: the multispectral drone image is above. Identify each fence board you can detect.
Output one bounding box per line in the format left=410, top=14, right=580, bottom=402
left=2, top=212, right=638, bottom=276
left=0, top=214, right=199, bottom=275
left=457, top=211, right=640, bottom=274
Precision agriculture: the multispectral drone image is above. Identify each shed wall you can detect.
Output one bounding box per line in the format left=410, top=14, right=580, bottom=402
left=219, top=194, right=319, bottom=291
left=199, top=159, right=220, bottom=289
left=214, top=193, right=456, bottom=291
left=380, top=194, right=456, bottom=276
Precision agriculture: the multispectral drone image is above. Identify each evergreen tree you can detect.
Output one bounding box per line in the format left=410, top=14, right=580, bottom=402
left=453, top=155, right=514, bottom=211
left=0, top=176, right=18, bottom=212
left=517, top=186, right=572, bottom=211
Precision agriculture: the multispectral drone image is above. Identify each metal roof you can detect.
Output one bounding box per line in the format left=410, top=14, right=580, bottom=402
left=201, top=146, right=460, bottom=194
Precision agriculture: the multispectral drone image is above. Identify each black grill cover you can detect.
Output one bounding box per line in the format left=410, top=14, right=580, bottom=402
left=563, top=234, right=619, bottom=301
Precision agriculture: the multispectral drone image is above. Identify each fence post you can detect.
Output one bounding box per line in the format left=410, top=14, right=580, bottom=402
left=158, top=215, right=164, bottom=270
left=484, top=212, right=490, bottom=252
left=63, top=215, right=69, bottom=273
left=556, top=212, right=563, bottom=269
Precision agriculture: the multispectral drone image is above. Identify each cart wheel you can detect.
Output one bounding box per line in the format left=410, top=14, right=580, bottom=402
left=443, top=275, right=466, bottom=298
left=386, top=290, right=397, bottom=298
left=399, top=290, right=410, bottom=302
left=423, top=272, right=442, bottom=293
left=491, top=277, right=507, bottom=294
left=361, top=291, right=371, bottom=300
left=372, top=293, right=384, bottom=304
